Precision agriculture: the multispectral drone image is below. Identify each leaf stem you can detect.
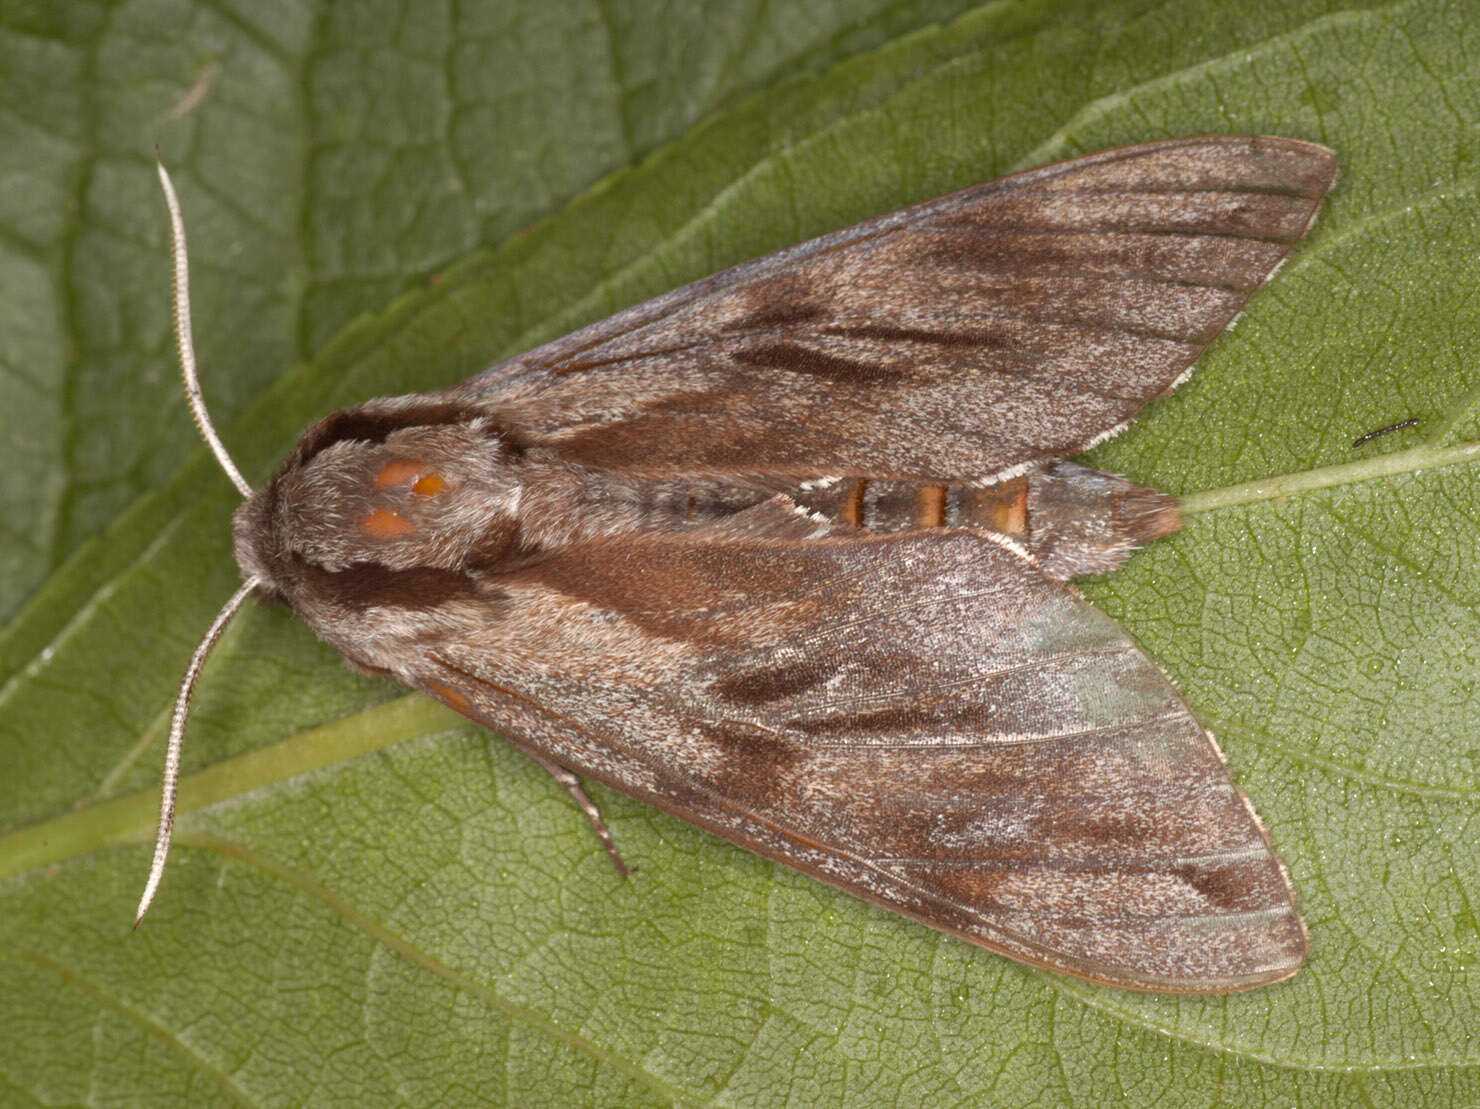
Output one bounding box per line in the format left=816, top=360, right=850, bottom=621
left=1179, top=440, right=1480, bottom=516
left=0, top=695, right=464, bottom=882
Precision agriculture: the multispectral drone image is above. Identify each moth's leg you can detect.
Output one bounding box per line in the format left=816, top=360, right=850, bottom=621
left=526, top=751, right=632, bottom=877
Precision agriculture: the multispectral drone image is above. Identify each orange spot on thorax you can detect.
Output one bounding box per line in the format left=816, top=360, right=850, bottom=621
left=363, top=508, right=415, bottom=536
left=376, top=459, right=425, bottom=487
left=376, top=459, right=449, bottom=497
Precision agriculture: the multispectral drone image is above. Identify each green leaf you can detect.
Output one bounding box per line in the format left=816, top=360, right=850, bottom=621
left=4, top=0, right=1480, bottom=1104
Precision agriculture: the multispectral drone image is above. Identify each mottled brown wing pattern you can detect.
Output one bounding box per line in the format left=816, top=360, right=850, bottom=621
left=458, top=136, right=1337, bottom=482
left=142, top=138, right=1331, bottom=990
left=415, top=529, right=1305, bottom=992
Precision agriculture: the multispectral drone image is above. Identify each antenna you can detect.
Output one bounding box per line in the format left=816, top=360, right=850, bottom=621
left=135, top=578, right=258, bottom=925
left=137, top=158, right=263, bottom=925
left=156, top=158, right=254, bottom=499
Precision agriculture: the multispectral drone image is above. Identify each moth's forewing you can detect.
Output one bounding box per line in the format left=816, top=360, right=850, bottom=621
left=465, top=136, right=1338, bottom=484
left=409, top=528, right=1304, bottom=993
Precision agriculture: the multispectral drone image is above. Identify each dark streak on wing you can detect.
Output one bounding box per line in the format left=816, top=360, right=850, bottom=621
left=907, top=227, right=1288, bottom=290
left=712, top=658, right=837, bottom=705
left=732, top=339, right=909, bottom=383
left=290, top=402, right=487, bottom=469
left=293, top=559, right=500, bottom=611
left=816, top=321, right=1000, bottom=348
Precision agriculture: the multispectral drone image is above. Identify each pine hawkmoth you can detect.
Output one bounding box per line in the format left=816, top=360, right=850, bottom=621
left=143, top=136, right=1338, bottom=993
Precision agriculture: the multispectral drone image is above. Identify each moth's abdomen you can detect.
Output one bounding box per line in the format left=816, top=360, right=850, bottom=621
left=1014, top=459, right=1181, bottom=579
left=793, top=460, right=1180, bottom=580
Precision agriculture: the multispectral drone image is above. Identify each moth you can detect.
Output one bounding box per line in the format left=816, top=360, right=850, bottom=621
left=143, top=136, right=1338, bottom=993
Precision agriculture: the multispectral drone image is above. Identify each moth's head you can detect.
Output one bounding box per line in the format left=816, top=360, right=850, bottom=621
left=233, top=395, right=530, bottom=599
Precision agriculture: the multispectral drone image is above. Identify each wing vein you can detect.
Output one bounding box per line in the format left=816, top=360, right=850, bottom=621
left=803, top=709, right=1188, bottom=749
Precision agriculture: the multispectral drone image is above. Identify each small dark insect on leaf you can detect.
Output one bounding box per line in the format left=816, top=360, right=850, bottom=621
left=1352, top=418, right=1419, bottom=448
left=145, top=137, right=1338, bottom=993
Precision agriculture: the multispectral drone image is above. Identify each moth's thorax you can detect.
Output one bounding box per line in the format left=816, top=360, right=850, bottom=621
left=235, top=416, right=523, bottom=587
